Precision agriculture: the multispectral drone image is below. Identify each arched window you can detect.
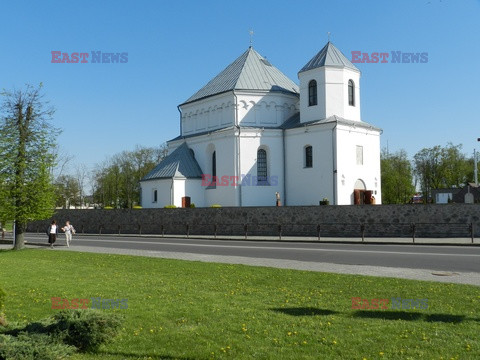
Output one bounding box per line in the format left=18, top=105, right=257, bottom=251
left=308, top=80, right=317, bottom=106
left=189, top=149, right=195, bottom=159
left=153, top=189, right=158, bottom=203
left=257, top=149, right=268, bottom=185
left=212, top=151, right=216, bottom=186
left=305, top=146, right=313, bottom=168
left=348, top=79, right=355, bottom=106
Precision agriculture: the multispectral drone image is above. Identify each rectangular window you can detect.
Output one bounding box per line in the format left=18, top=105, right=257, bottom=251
left=305, top=146, right=313, bottom=168
left=356, top=146, right=363, bottom=165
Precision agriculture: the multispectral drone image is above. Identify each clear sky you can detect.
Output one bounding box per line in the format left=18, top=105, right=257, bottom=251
left=1, top=0, right=479, bottom=180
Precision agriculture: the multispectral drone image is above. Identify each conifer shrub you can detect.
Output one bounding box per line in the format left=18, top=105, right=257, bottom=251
left=0, top=333, right=74, bottom=360
left=50, top=309, right=122, bottom=352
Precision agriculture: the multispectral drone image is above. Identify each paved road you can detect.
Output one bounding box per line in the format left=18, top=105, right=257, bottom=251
left=23, top=233, right=480, bottom=273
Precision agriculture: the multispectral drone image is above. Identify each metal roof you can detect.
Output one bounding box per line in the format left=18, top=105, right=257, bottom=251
left=182, top=47, right=299, bottom=105
left=299, top=42, right=359, bottom=73
left=141, top=142, right=203, bottom=181
left=280, top=113, right=381, bottom=132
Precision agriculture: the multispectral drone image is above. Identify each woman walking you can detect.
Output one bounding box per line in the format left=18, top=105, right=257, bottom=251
left=47, top=220, right=58, bottom=249
left=61, top=220, right=75, bottom=247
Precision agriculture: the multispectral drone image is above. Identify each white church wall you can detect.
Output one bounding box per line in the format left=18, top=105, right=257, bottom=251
left=180, top=93, right=235, bottom=137
left=335, top=124, right=381, bottom=205
left=299, top=67, right=361, bottom=123
left=236, top=92, right=298, bottom=128
left=342, top=69, right=361, bottom=121
left=238, top=129, right=284, bottom=206
left=141, top=179, right=172, bottom=208
left=171, top=178, right=205, bottom=207
left=299, top=68, right=326, bottom=123
left=285, top=125, right=334, bottom=205
left=170, top=131, right=238, bottom=207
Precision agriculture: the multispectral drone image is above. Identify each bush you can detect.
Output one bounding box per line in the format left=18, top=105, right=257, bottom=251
left=51, top=309, right=122, bottom=352
left=189, top=203, right=195, bottom=208
left=103, top=206, right=114, bottom=210
left=132, top=205, right=142, bottom=209
left=210, top=204, right=221, bottom=208
left=2, top=309, right=122, bottom=354
left=0, top=333, right=74, bottom=360
left=164, top=205, right=176, bottom=208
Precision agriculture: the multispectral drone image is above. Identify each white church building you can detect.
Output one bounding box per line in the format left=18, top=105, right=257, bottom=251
left=140, top=42, right=382, bottom=207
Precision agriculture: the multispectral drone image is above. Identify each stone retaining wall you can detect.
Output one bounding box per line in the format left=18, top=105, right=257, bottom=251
left=26, top=204, right=480, bottom=238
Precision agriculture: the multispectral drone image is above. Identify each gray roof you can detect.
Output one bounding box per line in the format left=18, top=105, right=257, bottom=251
left=299, top=42, right=359, bottom=73
left=141, top=142, right=203, bottom=181
left=182, top=47, right=299, bottom=105
left=280, top=113, right=381, bottom=132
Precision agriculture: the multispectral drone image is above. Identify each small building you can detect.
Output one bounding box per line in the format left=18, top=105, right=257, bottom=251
left=431, top=184, right=480, bottom=204
left=452, top=183, right=480, bottom=204
left=141, top=42, right=382, bottom=207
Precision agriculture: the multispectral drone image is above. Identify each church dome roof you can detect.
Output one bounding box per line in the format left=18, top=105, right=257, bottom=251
left=299, top=41, right=359, bottom=73
left=181, top=47, right=299, bottom=105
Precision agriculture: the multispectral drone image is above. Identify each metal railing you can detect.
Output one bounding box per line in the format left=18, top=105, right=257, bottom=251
left=31, top=221, right=477, bottom=243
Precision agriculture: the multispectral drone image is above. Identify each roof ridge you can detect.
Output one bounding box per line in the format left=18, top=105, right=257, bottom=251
left=233, top=47, right=255, bottom=89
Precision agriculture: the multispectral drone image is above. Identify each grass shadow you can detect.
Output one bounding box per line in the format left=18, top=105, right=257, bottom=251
left=1, top=321, right=53, bottom=336
left=270, top=307, right=338, bottom=316
left=352, top=310, right=423, bottom=321
left=424, top=314, right=465, bottom=323
left=97, top=351, right=197, bottom=360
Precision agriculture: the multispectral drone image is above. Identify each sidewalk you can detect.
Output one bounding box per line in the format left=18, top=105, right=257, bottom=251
left=15, top=231, right=480, bottom=245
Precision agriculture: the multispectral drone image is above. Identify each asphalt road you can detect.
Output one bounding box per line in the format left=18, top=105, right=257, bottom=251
left=23, top=233, right=480, bottom=273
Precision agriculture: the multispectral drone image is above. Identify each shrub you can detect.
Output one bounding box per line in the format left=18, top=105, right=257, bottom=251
left=132, top=205, right=142, bottom=209
left=51, top=309, right=122, bottom=352
left=103, top=206, right=114, bottom=210
left=0, top=333, right=74, bottom=360
left=164, top=205, right=176, bottom=209
left=3, top=309, right=122, bottom=354
left=189, top=203, right=195, bottom=208
left=210, top=204, right=221, bottom=208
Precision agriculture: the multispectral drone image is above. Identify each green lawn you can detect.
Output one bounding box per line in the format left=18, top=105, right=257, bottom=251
left=0, top=249, right=479, bottom=359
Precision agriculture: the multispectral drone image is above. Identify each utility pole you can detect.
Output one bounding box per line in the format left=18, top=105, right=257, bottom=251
left=476, top=138, right=480, bottom=186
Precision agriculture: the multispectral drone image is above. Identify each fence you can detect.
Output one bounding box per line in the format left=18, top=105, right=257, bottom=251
left=30, top=221, right=476, bottom=243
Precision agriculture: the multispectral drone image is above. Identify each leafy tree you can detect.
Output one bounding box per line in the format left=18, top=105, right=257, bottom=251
left=54, top=174, right=81, bottom=208
left=0, top=84, right=57, bottom=249
left=413, top=143, right=472, bottom=202
left=381, top=148, right=415, bottom=204
left=92, top=145, right=167, bottom=208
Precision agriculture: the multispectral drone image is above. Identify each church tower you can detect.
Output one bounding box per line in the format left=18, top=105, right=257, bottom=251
left=298, top=42, right=361, bottom=123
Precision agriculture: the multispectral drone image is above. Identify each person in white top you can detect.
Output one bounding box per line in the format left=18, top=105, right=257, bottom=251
left=61, top=221, right=75, bottom=247
left=46, top=220, right=58, bottom=249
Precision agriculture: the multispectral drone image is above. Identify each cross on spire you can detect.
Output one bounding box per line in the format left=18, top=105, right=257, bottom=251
left=327, top=32, right=331, bottom=42
left=249, top=29, right=254, bottom=48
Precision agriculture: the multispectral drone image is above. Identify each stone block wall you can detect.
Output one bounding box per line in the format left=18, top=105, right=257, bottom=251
left=26, top=204, right=480, bottom=238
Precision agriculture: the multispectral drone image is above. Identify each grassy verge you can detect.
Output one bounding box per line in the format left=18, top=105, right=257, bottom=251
left=0, top=249, right=479, bottom=359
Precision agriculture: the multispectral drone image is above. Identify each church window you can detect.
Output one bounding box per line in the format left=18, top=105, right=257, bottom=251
left=348, top=80, right=355, bottom=106
left=211, top=151, right=216, bottom=187
left=305, top=146, right=313, bottom=168
left=257, top=149, right=268, bottom=185
left=189, top=149, right=195, bottom=158
left=356, top=145, right=363, bottom=165
left=153, top=189, right=158, bottom=203
left=308, top=80, right=317, bottom=106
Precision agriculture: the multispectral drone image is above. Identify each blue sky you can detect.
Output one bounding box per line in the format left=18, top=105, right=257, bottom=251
left=1, top=0, right=479, bottom=181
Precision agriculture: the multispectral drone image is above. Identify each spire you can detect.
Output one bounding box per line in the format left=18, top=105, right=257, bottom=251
left=299, top=42, right=359, bottom=73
